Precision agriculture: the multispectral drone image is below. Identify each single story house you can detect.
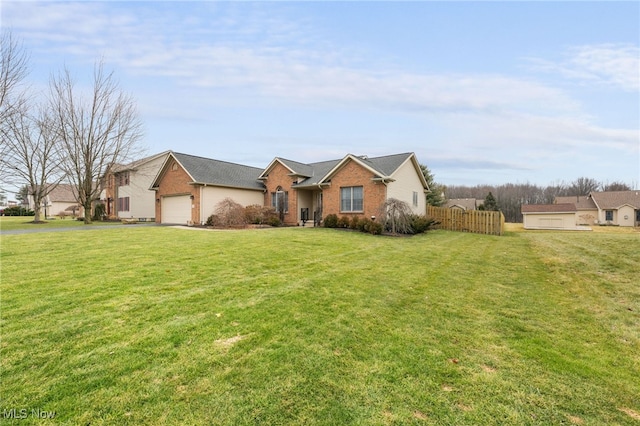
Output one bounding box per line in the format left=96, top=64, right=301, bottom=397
left=588, top=190, right=640, bottom=227
left=100, top=151, right=170, bottom=221
left=259, top=152, right=429, bottom=226
left=151, top=151, right=429, bottom=226
left=522, top=190, right=640, bottom=229
left=28, top=183, right=83, bottom=218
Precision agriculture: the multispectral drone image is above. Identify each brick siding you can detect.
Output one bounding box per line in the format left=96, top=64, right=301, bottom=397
left=263, top=162, right=298, bottom=225
left=322, top=159, right=387, bottom=220
left=154, top=159, right=199, bottom=224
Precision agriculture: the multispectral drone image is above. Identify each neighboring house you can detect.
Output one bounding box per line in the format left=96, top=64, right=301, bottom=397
left=259, top=152, right=429, bottom=226
left=588, top=190, right=640, bottom=227
left=521, top=190, right=640, bottom=229
left=101, top=151, right=170, bottom=221
left=28, top=183, right=83, bottom=218
left=151, top=151, right=429, bottom=226
left=150, top=152, right=265, bottom=225
left=444, top=198, right=484, bottom=211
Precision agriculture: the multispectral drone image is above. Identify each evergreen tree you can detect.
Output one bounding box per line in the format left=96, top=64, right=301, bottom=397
left=483, top=192, right=499, bottom=211
left=419, top=163, right=446, bottom=206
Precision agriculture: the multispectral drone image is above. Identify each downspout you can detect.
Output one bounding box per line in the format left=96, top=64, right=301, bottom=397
left=200, top=185, right=204, bottom=225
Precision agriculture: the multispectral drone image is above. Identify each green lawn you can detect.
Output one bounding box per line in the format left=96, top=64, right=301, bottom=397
left=1, top=226, right=639, bottom=425
left=0, top=216, right=127, bottom=231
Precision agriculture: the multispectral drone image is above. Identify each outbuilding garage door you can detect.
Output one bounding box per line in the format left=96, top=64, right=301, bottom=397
left=161, top=195, right=191, bottom=224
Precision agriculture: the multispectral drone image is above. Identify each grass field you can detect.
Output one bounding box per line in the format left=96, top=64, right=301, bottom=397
left=0, top=216, right=127, bottom=232
left=1, top=224, right=639, bottom=425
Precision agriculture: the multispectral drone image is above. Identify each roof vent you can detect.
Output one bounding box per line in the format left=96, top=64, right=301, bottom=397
left=359, top=155, right=368, bottom=160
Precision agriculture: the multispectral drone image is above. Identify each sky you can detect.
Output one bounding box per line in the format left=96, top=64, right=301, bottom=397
left=2, top=1, right=639, bottom=188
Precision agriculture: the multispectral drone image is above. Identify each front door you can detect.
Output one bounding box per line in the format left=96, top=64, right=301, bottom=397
left=636, top=209, right=640, bottom=226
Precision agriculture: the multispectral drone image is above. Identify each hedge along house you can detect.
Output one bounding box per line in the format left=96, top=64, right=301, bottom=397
left=150, top=152, right=265, bottom=225
left=258, top=153, right=429, bottom=226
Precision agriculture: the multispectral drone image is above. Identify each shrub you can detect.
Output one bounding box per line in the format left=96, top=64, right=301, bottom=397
left=2, top=206, right=34, bottom=216
left=409, top=214, right=438, bottom=234
left=337, top=216, right=351, bottom=228
left=266, top=216, right=282, bottom=227
left=323, top=214, right=338, bottom=228
left=205, top=214, right=219, bottom=227
left=244, top=204, right=278, bottom=225
left=93, top=203, right=106, bottom=221
left=367, top=221, right=383, bottom=235
left=213, top=198, right=246, bottom=227
left=349, top=216, right=361, bottom=230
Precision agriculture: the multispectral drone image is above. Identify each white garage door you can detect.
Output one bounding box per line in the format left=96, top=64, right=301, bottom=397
left=161, top=195, right=191, bottom=224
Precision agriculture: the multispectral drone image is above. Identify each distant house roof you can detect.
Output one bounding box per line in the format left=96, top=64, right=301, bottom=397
left=35, top=183, right=78, bottom=203
left=444, top=198, right=483, bottom=211
left=153, top=152, right=265, bottom=191
left=51, top=184, right=77, bottom=202
left=555, top=196, right=597, bottom=210
left=521, top=203, right=577, bottom=214
left=589, top=190, right=640, bottom=209
left=260, top=152, right=427, bottom=190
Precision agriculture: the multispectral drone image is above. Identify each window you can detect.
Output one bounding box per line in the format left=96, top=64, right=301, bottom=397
left=271, top=189, right=288, bottom=213
left=340, top=186, right=363, bottom=212
left=117, top=197, right=130, bottom=212
left=413, top=191, right=419, bottom=207
left=605, top=210, right=613, bottom=221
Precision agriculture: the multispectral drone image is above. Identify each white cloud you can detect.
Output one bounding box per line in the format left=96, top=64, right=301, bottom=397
left=6, top=1, right=579, bottom=117
left=527, top=44, right=640, bottom=92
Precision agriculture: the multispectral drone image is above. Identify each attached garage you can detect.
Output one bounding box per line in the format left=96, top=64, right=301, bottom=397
left=161, top=195, right=192, bottom=224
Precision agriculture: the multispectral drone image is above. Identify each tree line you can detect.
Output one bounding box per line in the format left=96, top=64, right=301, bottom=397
left=441, top=178, right=634, bottom=223
left=0, top=30, right=143, bottom=223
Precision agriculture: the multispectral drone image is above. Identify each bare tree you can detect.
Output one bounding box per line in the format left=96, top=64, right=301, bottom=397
left=378, top=198, right=413, bottom=234
left=568, top=177, right=600, bottom=196
left=602, top=181, right=631, bottom=192
left=0, top=30, right=28, bottom=118
left=49, top=62, right=143, bottom=223
left=0, top=104, right=65, bottom=222
left=1, top=30, right=30, bottom=182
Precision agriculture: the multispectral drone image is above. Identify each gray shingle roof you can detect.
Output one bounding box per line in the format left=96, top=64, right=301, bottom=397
left=277, top=158, right=315, bottom=177
left=292, top=159, right=341, bottom=187
left=173, top=152, right=265, bottom=190
left=289, top=153, right=415, bottom=188
left=360, top=153, right=413, bottom=176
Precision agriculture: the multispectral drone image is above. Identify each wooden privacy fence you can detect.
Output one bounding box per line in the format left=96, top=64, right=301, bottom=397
left=427, top=206, right=505, bottom=236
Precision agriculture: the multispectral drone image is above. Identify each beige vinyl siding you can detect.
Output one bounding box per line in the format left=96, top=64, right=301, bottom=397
left=200, top=186, right=264, bottom=225
left=523, top=212, right=577, bottom=230
left=386, top=158, right=426, bottom=215
left=617, top=205, right=635, bottom=227
left=117, top=155, right=167, bottom=220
